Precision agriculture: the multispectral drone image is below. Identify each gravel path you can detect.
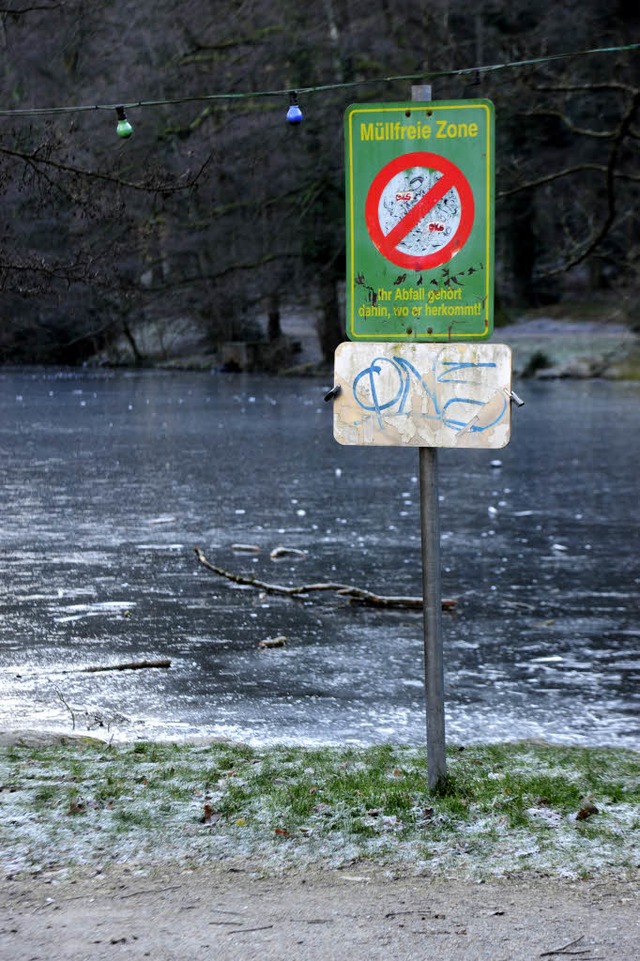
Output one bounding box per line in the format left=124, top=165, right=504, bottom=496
left=2, top=865, right=638, bottom=960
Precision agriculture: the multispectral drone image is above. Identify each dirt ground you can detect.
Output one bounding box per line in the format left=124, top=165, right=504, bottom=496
left=1, top=865, right=638, bottom=961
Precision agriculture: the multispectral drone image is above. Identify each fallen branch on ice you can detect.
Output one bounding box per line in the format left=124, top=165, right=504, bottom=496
left=54, top=660, right=172, bottom=675
left=539, top=935, right=591, bottom=957
left=79, top=659, right=172, bottom=673
left=193, top=547, right=457, bottom=612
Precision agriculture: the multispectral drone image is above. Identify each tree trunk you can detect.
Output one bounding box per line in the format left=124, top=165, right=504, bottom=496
left=503, top=193, right=536, bottom=307
left=316, top=275, right=343, bottom=362
left=122, top=322, right=145, bottom=366
left=267, top=292, right=282, bottom=342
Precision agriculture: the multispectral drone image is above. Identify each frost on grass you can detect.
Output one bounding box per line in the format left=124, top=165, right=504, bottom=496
left=0, top=740, right=638, bottom=881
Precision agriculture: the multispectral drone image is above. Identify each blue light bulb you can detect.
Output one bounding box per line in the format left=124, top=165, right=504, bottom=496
left=286, top=104, right=303, bottom=124
left=286, top=93, right=303, bottom=124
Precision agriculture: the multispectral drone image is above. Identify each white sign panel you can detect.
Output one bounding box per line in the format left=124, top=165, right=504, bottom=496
left=333, top=342, right=512, bottom=448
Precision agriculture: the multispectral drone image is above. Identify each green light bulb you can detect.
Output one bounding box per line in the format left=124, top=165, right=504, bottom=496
left=117, top=118, right=133, bottom=138
left=115, top=107, right=133, bottom=139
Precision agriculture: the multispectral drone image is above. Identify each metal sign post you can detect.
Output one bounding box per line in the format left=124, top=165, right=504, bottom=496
left=413, top=84, right=446, bottom=791
left=420, top=443, right=446, bottom=788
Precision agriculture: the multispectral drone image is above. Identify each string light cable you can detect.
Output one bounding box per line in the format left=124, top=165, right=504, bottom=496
left=0, top=41, right=637, bottom=128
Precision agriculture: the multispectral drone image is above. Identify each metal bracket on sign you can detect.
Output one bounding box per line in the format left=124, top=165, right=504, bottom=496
left=504, top=387, right=525, bottom=408
left=324, top=385, right=341, bottom=402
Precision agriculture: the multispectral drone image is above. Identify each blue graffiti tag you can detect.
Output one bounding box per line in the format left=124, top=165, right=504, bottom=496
left=352, top=356, right=507, bottom=433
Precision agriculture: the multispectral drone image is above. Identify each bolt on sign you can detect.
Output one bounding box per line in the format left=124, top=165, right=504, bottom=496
left=344, top=101, right=495, bottom=342
left=332, top=342, right=512, bottom=449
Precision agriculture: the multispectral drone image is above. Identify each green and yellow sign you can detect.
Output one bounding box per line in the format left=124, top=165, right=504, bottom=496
left=344, top=100, right=495, bottom=342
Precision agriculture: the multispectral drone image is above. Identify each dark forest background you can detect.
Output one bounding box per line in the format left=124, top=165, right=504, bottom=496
left=0, top=0, right=638, bottom=366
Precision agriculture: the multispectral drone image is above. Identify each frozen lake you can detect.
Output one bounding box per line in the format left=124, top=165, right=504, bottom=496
left=0, top=367, right=638, bottom=748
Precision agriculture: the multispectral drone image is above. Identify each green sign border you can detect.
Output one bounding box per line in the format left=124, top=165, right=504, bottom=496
left=345, top=100, right=495, bottom=342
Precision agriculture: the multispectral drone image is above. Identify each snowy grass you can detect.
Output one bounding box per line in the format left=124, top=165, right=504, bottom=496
left=1, top=739, right=638, bottom=881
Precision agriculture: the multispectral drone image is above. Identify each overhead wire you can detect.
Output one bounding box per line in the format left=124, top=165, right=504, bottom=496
left=0, top=41, right=637, bottom=119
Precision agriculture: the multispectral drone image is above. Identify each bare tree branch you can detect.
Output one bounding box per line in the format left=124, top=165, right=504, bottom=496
left=533, top=81, right=637, bottom=96
left=541, top=89, right=640, bottom=275
left=193, top=546, right=458, bottom=612
left=0, top=4, right=63, bottom=13
left=525, top=109, right=613, bottom=139
left=498, top=164, right=607, bottom=198
left=0, top=143, right=212, bottom=194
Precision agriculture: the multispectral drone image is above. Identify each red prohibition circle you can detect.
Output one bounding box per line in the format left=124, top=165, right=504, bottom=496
left=364, top=152, right=475, bottom=271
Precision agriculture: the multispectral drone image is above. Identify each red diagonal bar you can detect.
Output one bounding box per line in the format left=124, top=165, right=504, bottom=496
left=383, top=173, right=454, bottom=250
